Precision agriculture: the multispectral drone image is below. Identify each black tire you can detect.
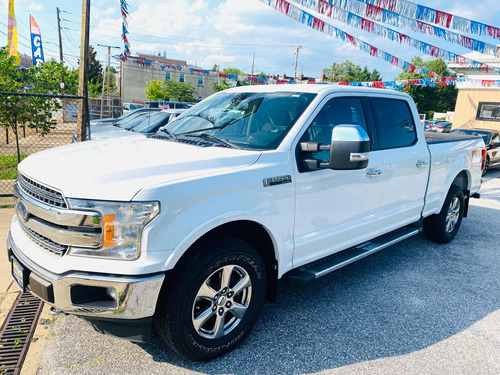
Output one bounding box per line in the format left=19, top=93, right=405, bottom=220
left=423, top=185, right=465, bottom=244
left=154, top=237, right=267, bottom=361
left=482, top=156, right=489, bottom=176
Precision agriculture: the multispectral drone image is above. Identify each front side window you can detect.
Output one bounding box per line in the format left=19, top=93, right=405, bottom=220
left=299, top=97, right=367, bottom=162
left=179, top=73, right=185, bottom=83
left=198, top=75, right=204, bottom=86
left=370, top=98, right=416, bottom=150
left=164, top=91, right=316, bottom=150
left=165, top=72, right=171, bottom=81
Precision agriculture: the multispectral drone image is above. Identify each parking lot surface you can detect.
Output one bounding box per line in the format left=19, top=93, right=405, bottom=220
left=15, top=170, right=500, bottom=374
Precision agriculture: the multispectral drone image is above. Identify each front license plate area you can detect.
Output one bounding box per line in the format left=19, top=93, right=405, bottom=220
left=11, top=257, right=28, bottom=292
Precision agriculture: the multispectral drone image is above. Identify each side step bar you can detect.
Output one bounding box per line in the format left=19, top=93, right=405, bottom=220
left=286, top=224, right=422, bottom=282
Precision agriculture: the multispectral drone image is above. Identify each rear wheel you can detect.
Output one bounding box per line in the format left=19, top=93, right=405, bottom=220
left=423, top=185, right=465, bottom=244
left=155, top=238, right=266, bottom=361
left=482, top=156, right=489, bottom=176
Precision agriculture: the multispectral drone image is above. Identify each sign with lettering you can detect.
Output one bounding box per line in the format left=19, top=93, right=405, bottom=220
left=30, top=15, right=45, bottom=66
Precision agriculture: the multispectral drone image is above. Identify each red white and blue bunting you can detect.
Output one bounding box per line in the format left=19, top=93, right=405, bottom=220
left=261, top=0, right=446, bottom=78
left=117, top=0, right=131, bottom=60
left=318, top=0, right=499, bottom=58
left=354, top=0, right=500, bottom=41
left=284, top=0, right=499, bottom=73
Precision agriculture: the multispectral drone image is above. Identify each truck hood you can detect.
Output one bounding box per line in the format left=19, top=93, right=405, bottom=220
left=18, top=136, right=262, bottom=201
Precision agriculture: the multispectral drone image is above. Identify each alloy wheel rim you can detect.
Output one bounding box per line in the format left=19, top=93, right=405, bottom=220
left=445, top=197, right=460, bottom=233
left=192, top=265, right=252, bottom=340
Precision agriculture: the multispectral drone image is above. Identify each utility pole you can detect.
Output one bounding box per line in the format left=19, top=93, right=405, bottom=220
left=98, top=44, right=120, bottom=118
left=330, top=61, right=335, bottom=82
left=293, top=45, right=303, bottom=81
left=56, top=7, right=64, bottom=93
left=250, top=52, right=255, bottom=85
left=77, top=0, right=90, bottom=142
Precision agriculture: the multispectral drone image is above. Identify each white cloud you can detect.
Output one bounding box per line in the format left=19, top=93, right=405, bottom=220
left=28, top=2, right=43, bottom=11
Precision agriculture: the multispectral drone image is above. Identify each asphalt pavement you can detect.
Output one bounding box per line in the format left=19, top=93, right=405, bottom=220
left=14, top=169, right=500, bottom=374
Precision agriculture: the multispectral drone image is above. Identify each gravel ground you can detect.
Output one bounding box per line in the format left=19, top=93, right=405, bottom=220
left=34, top=170, right=500, bottom=375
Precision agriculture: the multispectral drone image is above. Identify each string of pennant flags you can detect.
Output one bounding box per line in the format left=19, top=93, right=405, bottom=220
left=319, top=0, right=499, bottom=58
left=285, top=0, right=500, bottom=73
left=355, top=0, right=500, bottom=41
left=118, top=0, right=131, bottom=60
left=113, top=0, right=500, bottom=90
left=262, top=0, right=448, bottom=78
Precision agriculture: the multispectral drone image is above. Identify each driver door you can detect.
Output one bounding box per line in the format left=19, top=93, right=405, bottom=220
left=293, top=96, right=385, bottom=267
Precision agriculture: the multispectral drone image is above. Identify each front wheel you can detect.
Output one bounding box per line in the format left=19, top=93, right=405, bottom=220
left=423, top=185, right=465, bottom=244
left=155, top=238, right=267, bottom=361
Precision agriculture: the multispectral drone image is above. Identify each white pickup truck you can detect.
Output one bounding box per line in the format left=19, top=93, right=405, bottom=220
left=8, top=86, right=486, bottom=360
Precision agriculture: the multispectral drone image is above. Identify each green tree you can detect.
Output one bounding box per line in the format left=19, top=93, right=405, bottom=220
left=88, top=46, right=103, bottom=88
left=145, top=80, right=167, bottom=100
left=358, top=66, right=371, bottom=82
left=212, top=79, right=232, bottom=92
left=323, top=60, right=382, bottom=82
left=221, top=67, right=246, bottom=76
left=370, top=69, right=381, bottom=82
left=0, top=48, right=61, bottom=164
left=28, top=58, right=79, bottom=95
left=145, top=80, right=196, bottom=102
left=79, top=46, right=103, bottom=97
left=394, top=58, right=456, bottom=118
left=164, top=80, right=196, bottom=102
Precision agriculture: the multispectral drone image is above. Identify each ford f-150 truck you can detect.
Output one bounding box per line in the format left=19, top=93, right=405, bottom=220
left=7, top=86, right=486, bottom=360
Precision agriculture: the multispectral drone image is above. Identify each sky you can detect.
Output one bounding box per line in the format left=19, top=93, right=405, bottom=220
left=1, top=0, right=500, bottom=80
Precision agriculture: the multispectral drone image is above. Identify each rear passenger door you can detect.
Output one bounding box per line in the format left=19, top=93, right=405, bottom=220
left=366, top=97, right=429, bottom=229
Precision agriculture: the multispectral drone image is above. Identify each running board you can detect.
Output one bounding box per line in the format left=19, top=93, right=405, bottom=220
left=286, top=224, right=422, bottom=282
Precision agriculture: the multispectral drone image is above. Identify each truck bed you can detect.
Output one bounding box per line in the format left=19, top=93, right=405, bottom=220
left=425, top=132, right=480, bottom=144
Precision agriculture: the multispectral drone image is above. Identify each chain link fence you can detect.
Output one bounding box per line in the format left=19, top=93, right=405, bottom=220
left=0, top=92, right=85, bottom=196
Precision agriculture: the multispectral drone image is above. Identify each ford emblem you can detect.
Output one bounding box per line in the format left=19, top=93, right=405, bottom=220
left=17, top=201, right=29, bottom=222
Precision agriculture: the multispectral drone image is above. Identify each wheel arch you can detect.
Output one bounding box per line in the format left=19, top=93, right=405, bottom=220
left=448, top=169, right=471, bottom=218
left=165, top=220, right=279, bottom=302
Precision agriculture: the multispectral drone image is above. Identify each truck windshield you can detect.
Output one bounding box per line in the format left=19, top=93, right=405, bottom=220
left=163, top=91, right=316, bottom=150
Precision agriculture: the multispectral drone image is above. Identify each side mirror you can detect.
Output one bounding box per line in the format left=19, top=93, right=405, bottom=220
left=329, top=125, right=370, bottom=170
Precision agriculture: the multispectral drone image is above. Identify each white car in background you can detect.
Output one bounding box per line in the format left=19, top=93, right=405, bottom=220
left=89, top=109, right=186, bottom=141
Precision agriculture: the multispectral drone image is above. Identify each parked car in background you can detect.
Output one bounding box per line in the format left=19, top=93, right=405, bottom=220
left=90, top=108, right=161, bottom=127
left=425, top=120, right=452, bottom=133
left=451, top=128, right=500, bottom=175
left=123, top=102, right=144, bottom=113
left=144, top=100, right=191, bottom=109
left=85, top=109, right=186, bottom=141
left=74, top=110, right=163, bottom=142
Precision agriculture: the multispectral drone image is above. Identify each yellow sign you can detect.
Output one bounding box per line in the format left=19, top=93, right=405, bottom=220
left=7, top=0, right=20, bottom=65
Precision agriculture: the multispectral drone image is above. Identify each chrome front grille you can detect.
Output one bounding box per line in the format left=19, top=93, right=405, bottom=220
left=14, top=179, right=102, bottom=257
left=20, top=224, right=69, bottom=257
left=18, top=174, right=67, bottom=209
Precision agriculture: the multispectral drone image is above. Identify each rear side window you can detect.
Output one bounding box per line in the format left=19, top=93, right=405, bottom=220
left=370, top=98, right=416, bottom=150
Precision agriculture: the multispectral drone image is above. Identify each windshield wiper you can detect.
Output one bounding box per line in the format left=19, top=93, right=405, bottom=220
left=180, top=114, right=216, bottom=126
left=158, top=127, right=177, bottom=139
left=185, top=133, right=240, bottom=149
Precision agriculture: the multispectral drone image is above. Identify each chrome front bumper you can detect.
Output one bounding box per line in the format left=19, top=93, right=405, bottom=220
left=7, top=232, right=164, bottom=320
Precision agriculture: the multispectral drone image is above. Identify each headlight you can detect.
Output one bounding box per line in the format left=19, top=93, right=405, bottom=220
left=67, top=199, right=160, bottom=260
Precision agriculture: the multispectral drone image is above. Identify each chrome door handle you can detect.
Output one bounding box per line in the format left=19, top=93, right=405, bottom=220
left=366, top=169, right=382, bottom=178
left=416, top=161, right=429, bottom=168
